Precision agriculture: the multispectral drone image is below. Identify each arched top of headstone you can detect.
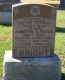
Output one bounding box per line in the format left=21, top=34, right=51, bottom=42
left=12, top=3, right=56, bottom=19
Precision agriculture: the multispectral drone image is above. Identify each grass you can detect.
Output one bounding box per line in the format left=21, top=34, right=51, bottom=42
left=55, top=10, right=65, bottom=53
left=0, top=10, right=65, bottom=80
left=0, top=25, right=12, bottom=79
left=55, top=10, right=65, bottom=80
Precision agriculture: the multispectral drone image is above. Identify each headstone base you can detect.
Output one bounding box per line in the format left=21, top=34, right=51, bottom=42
left=3, top=50, right=61, bottom=80
left=0, top=11, right=12, bottom=24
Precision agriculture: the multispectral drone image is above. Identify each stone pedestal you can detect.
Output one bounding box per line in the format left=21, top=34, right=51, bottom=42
left=0, top=11, right=11, bottom=24
left=3, top=50, right=61, bottom=80
left=0, top=2, right=20, bottom=24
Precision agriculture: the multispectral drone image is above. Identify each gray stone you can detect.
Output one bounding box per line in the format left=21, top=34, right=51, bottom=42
left=12, top=3, right=56, bottom=57
left=0, top=0, right=20, bottom=24
left=0, top=2, right=21, bottom=11
left=0, top=3, right=15, bottom=11
left=3, top=50, right=61, bottom=80
left=0, top=11, right=12, bottom=24
left=60, top=0, right=65, bottom=8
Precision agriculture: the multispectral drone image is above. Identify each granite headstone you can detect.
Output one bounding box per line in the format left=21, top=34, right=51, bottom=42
left=12, top=3, right=56, bottom=57
left=0, top=0, right=20, bottom=11
left=0, top=4, right=12, bottom=11
left=0, top=0, right=20, bottom=24
left=3, top=3, right=61, bottom=80
left=60, top=0, right=65, bottom=8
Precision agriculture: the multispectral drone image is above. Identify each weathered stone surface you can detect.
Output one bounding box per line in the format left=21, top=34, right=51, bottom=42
left=0, top=11, right=12, bottom=24
left=0, top=4, right=12, bottom=11
left=0, top=0, right=20, bottom=24
left=3, top=50, right=61, bottom=80
left=0, top=3, right=18, bottom=11
left=12, top=3, right=56, bottom=57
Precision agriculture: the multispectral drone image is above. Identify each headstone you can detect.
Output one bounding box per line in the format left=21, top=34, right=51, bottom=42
left=0, top=4, right=12, bottom=11
left=60, top=0, right=65, bottom=8
left=3, top=3, right=61, bottom=80
left=0, top=12, right=11, bottom=24
left=0, top=0, right=20, bottom=2
left=0, top=0, right=20, bottom=11
left=0, top=0, right=20, bottom=24
left=12, top=3, right=56, bottom=57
